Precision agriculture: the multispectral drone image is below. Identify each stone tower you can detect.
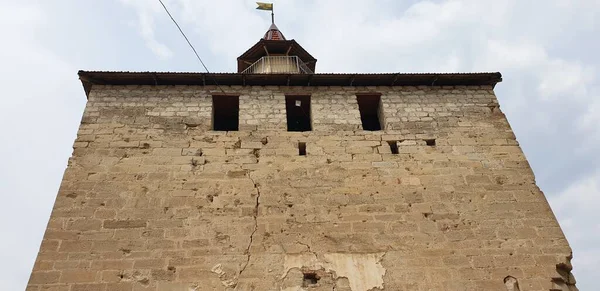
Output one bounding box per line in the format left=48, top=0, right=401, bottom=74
left=27, top=21, right=577, bottom=291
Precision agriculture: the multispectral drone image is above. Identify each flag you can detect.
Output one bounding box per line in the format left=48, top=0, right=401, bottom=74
left=256, top=2, right=273, bottom=11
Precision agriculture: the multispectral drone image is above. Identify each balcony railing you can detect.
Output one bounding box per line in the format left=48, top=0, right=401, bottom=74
left=241, top=56, right=313, bottom=74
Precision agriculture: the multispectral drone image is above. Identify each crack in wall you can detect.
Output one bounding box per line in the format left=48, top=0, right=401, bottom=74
left=296, top=240, right=318, bottom=259
left=238, top=173, right=261, bottom=279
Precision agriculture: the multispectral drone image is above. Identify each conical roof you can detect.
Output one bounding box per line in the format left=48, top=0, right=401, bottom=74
left=262, top=23, right=286, bottom=40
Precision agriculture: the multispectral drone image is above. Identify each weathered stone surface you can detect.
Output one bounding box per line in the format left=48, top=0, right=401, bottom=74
left=27, top=85, right=576, bottom=291
left=103, top=220, right=147, bottom=229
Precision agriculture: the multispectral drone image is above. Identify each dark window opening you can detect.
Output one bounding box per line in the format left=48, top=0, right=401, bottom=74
left=285, top=95, right=311, bottom=131
left=387, top=141, right=399, bottom=154
left=212, top=95, right=239, bottom=131
left=298, top=142, right=307, bottom=156
left=302, top=272, right=319, bottom=287
left=357, top=95, right=383, bottom=131
left=425, top=139, right=436, bottom=146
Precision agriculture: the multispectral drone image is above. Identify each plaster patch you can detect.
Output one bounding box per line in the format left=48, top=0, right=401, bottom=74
left=282, top=253, right=386, bottom=291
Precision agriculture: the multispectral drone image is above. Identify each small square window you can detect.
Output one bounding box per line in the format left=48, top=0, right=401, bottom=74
left=212, top=95, right=239, bottom=131
left=387, top=141, right=399, bottom=154
left=285, top=96, right=311, bottom=132
left=298, top=142, right=307, bottom=156
left=357, top=95, right=384, bottom=131
left=425, top=139, right=436, bottom=146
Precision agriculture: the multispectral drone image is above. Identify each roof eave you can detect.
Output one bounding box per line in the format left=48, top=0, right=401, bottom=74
left=78, top=71, right=502, bottom=98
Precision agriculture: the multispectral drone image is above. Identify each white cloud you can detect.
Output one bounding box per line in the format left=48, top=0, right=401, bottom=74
left=580, top=98, right=600, bottom=134
left=175, top=0, right=266, bottom=63
left=475, top=38, right=597, bottom=137
left=575, top=94, right=600, bottom=157
left=538, top=59, right=594, bottom=99
left=138, top=10, right=173, bottom=59
left=119, top=0, right=173, bottom=59
left=550, top=171, right=600, bottom=285
left=0, top=1, right=85, bottom=290
left=482, top=40, right=547, bottom=71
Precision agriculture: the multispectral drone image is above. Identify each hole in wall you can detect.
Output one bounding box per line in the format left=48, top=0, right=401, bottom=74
left=298, top=142, right=307, bottom=156
left=357, top=94, right=384, bottom=131
left=387, top=141, right=399, bottom=154
left=212, top=95, right=239, bottom=131
left=425, top=139, right=436, bottom=146
left=302, top=272, right=320, bottom=287
left=285, top=95, right=311, bottom=132
left=504, top=276, right=520, bottom=291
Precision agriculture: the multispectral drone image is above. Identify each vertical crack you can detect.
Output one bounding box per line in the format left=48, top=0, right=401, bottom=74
left=239, top=173, right=261, bottom=278
left=296, top=240, right=318, bottom=259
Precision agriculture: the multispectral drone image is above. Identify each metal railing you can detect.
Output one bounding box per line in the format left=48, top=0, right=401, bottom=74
left=241, top=56, right=313, bottom=74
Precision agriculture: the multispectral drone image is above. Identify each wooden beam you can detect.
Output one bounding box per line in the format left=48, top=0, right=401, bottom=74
left=285, top=45, right=293, bottom=56
left=263, top=46, right=270, bottom=56
left=78, top=75, right=106, bottom=85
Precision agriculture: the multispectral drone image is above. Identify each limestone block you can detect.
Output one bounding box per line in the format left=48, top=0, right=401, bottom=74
left=241, top=141, right=263, bottom=149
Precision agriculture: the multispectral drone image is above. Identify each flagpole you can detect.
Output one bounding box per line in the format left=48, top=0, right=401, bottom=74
left=271, top=4, right=274, bottom=24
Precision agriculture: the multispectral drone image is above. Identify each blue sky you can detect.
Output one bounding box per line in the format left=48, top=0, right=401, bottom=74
left=0, top=0, right=598, bottom=290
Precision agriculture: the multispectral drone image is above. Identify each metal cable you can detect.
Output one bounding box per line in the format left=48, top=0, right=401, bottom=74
left=157, top=0, right=226, bottom=93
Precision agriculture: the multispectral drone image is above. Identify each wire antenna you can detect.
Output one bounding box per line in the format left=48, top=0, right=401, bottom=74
left=157, top=0, right=226, bottom=93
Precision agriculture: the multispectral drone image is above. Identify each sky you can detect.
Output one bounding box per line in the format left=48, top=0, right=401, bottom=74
left=0, top=0, right=598, bottom=290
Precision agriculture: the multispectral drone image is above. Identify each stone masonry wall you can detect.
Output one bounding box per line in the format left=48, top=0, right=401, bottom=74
left=27, top=85, right=576, bottom=291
